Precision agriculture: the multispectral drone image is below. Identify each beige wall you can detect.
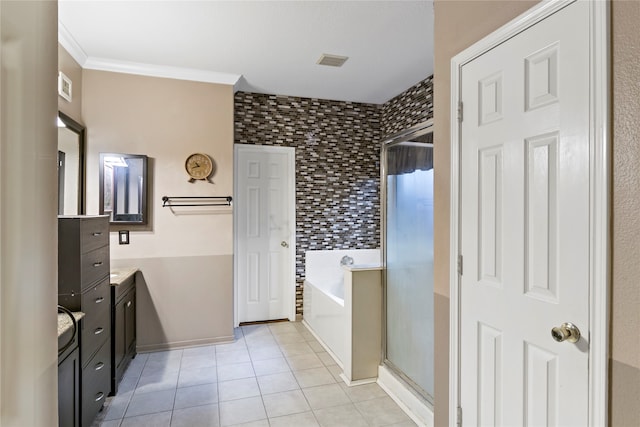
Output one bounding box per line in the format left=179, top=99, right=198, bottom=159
left=0, top=1, right=59, bottom=425
left=610, top=0, right=640, bottom=425
left=433, top=1, right=640, bottom=425
left=58, top=43, right=83, bottom=121
left=82, top=70, right=236, bottom=350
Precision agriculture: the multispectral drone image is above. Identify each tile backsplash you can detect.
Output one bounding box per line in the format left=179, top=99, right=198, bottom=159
left=234, top=76, right=433, bottom=314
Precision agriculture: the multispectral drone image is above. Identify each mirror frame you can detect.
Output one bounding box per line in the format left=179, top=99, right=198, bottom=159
left=58, top=111, right=86, bottom=215
left=99, top=153, right=148, bottom=225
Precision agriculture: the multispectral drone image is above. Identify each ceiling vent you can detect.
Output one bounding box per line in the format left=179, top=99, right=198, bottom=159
left=317, top=54, right=349, bottom=67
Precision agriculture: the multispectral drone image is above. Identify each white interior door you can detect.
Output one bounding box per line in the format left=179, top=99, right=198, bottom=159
left=459, top=2, right=591, bottom=425
left=235, top=144, right=295, bottom=324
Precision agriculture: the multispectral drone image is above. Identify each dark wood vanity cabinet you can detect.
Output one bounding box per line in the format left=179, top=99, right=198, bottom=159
left=58, top=324, right=80, bottom=427
left=111, top=273, right=136, bottom=395
left=58, top=216, right=112, bottom=427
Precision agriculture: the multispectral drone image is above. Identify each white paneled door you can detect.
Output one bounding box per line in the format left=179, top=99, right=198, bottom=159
left=460, top=2, right=591, bottom=425
left=235, top=145, right=295, bottom=324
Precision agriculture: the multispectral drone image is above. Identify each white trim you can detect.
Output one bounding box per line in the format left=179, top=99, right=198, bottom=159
left=58, top=22, right=242, bottom=89
left=83, top=56, right=241, bottom=87
left=58, top=21, right=88, bottom=66
left=449, top=1, right=610, bottom=426
left=377, top=365, right=434, bottom=427
left=233, top=144, right=297, bottom=327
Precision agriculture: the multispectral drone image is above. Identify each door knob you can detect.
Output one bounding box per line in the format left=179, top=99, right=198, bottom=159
left=281, top=241, right=289, bottom=248
left=551, top=322, right=581, bottom=343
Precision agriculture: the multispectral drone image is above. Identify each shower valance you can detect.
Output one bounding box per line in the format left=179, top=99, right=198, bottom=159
left=387, top=141, right=433, bottom=175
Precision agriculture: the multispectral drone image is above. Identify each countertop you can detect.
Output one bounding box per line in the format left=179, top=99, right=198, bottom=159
left=110, top=267, right=138, bottom=286
left=57, top=311, right=84, bottom=338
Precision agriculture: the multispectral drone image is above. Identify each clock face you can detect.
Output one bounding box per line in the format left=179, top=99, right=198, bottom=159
left=185, top=153, right=213, bottom=180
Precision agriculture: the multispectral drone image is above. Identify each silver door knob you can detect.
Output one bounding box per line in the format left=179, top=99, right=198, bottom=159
left=551, top=322, right=581, bottom=343
left=281, top=241, right=289, bottom=248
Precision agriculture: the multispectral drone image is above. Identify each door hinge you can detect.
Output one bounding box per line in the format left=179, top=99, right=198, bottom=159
left=457, top=255, right=463, bottom=276
left=457, top=406, right=463, bottom=427
left=458, top=101, right=464, bottom=123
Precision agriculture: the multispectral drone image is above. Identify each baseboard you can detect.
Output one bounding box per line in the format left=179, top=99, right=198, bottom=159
left=377, top=364, right=434, bottom=427
left=339, top=373, right=377, bottom=387
left=137, top=335, right=235, bottom=353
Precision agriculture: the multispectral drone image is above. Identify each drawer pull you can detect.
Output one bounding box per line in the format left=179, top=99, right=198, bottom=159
left=92, top=232, right=103, bottom=236
left=95, top=297, right=104, bottom=304
left=126, top=301, right=132, bottom=308
left=94, top=362, right=105, bottom=371
left=93, top=262, right=103, bottom=267
left=94, top=327, right=104, bottom=335
left=95, top=392, right=105, bottom=402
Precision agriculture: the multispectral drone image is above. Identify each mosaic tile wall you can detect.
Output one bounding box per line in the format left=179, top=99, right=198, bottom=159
left=234, top=76, right=433, bottom=315
left=234, top=93, right=382, bottom=314
left=381, top=75, right=434, bottom=137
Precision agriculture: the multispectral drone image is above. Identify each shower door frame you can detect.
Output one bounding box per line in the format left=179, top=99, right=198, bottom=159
left=381, top=120, right=435, bottom=404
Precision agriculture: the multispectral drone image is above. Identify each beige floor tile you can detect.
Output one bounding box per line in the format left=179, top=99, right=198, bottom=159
left=262, top=389, right=311, bottom=418
left=219, top=396, right=266, bottom=427
left=340, top=382, right=388, bottom=402
left=171, top=404, right=220, bottom=427
left=293, top=366, right=336, bottom=388
left=269, top=411, right=319, bottom=427
left=354, top=396, right=413, bottom=427
left=256, top=371, right=300, bottom=395
left=217, top=362, right=255, bottom=382
left=218, top=377, right=260, bottom=402
left=312, top=403, right=368, bottom=427
left=302, top=384, right=350, bottom=410
left=286, top=353, right=324, bottom=371
left=252, top=357, right=291, bottom=376
left=248, top=345, right=283, bottom=361
left=120, top=411, right=172, bottom=427
left=174, top=382, right=219, bottom=410
left=216, top=349, right=251, bottom=366
left=279, top=342, right=314, bottom=357
left=125, top=389, right=176, bottom=418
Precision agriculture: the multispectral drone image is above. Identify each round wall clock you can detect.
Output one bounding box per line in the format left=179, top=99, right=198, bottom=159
left=185, top=153, right=214, bottom=181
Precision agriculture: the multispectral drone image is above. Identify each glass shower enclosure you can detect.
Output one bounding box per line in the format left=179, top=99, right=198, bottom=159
left=382, top=121, right=434, bottom=402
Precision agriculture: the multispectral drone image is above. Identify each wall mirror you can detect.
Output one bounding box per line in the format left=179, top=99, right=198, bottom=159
left=99, top=153, right=148, bottom=224
left=57, top=112, right=85, bottom=215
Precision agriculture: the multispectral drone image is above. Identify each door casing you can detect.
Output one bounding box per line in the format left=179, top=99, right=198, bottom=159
left=233, top=143, right=297, bottom=327
left=448, top=1, right=610, bottom=425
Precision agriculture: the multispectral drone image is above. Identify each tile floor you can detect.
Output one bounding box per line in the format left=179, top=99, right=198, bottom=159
left=94, top=321, right=417, bottom=427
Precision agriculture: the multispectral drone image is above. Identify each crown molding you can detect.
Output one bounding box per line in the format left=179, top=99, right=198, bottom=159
left=58, top=22, right=88, bottom=66
left=83, top=57, right=242, bottom=87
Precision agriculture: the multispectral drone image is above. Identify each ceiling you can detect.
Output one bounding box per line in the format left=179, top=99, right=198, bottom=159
left=59, top=1, right=434, bottom=105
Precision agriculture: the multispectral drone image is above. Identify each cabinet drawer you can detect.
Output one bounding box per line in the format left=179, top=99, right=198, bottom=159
left=80, top=246, right=109, bottom=290
left=80, top=278, right=110, bottom=326
left=81, top=306, right=110, bottom=367
left=80, top=219, right=109, bottom=254
left=82, top=338, right=111, bottom=427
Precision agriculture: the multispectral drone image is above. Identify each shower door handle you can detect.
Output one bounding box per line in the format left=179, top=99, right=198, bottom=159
left=281, top=241, right=289, bottom=248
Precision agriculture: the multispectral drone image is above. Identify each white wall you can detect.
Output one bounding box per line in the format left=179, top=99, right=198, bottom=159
left=0, top=1, right=59, bottom=425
